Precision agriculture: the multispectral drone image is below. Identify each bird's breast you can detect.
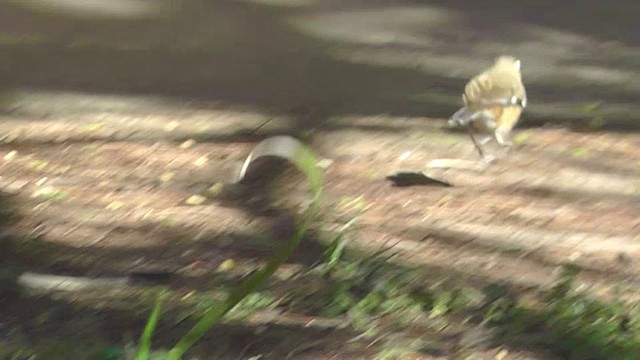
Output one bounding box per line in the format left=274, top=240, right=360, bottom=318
left=496, top=106, right=523, bottom=131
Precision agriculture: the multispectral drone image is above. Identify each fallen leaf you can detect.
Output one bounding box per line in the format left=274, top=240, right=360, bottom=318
left=164, top=121, right=180, bottom=132
left=571, top=147, right=589, bottom=158
left=436, top=194, right=454, bottom=207
left=83, top=123, right=105, bottom=132
left=339, top=195, right=366, bottom=213
left=180, top=139, right=196, bottom=149
left=512, top=132, right=531, bottom=144
left=568, top=251, right=582, bottom=262
left=106, top=201, right=125, bottom=211
left=26, top=159, right=49, bottom=171
left=159, top=172, right=175, bottom=182
left=185, top=195, right=206, bottom=205
left=217, top=259, right=236, bottom=272
left=3, top=150, right=17, bottom=160
left=35, top=177, right=48, bottom=186
left=193, top=156, right=209, bottom=167
left=32, top=187, right=67, bottom=201
left=495, top=349, right=508, bottom=360
left=3, top=132, right=19, bottom=144
left=398, top=151, right=412, bottom=161
left=207, top=182, right=224, bottom=196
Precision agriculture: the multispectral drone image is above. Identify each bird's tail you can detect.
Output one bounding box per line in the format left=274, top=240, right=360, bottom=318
left=448, top=107, right=474, bottom=128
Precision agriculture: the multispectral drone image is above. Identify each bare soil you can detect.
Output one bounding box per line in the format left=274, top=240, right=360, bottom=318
left=1, top=1, right=639, bottom=359
left=2, top=108, right=639, bottom=359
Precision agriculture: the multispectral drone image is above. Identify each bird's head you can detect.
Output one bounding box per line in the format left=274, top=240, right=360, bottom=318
left=494, top=55, right=521, bottom=72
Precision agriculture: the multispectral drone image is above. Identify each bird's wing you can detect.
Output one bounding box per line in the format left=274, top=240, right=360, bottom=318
left=465, top=72, right=524, bottom=108
left=448, top=106, right=475, bottom=127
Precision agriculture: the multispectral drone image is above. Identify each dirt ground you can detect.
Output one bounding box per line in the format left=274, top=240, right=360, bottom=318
left=2, top=105, right=640, bottom=359
left=0, top=1, right=639, bottom=359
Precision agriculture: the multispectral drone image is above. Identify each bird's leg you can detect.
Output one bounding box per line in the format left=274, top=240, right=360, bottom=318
left=466, top=111, right=497, bottom=157
left=479, top=136, right=493, bottom=145
left=466, top=126, right=486, bottom=159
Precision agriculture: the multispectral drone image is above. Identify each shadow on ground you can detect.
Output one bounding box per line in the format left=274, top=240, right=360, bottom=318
left=0, top=0, right=638, bottom=131
left=1, top=1, right=640, bottom=359
left=2, top=183, right=636, bottom=359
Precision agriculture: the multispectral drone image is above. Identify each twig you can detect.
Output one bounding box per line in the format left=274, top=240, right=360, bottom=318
left=251, top=116, right=274, bottom=135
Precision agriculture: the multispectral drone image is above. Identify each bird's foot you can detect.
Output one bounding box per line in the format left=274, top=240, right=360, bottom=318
left=480, top=154, right=498, bottom=165
left=501, top=142, right=514, bottom=154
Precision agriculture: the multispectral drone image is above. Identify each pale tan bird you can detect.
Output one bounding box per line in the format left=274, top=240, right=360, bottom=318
left=448, top=55, right=527, bottom=160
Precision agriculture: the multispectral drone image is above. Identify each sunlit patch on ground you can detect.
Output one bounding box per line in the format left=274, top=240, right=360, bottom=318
left=9, top=0, right=169, bottom=19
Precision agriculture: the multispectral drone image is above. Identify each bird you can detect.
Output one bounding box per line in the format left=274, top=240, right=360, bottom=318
left=448, top=55, right=527, bottom=161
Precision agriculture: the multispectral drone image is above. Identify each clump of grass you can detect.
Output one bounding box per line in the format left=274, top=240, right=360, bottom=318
left=486, top=266, right=640, bottom=360
left=282, top=232, right=471, bottom=334
left=573, top=101, right=607, bottom=131
left=282, top=242, right=640, bottom=360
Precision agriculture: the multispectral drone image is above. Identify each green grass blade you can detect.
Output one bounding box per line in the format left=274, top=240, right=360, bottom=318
left=166, top=141, right=324, bottom=360
left=136, top=290, right=168, bottom=360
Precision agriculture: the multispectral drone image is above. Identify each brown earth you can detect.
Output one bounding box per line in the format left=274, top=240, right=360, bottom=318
left=0, top=1, right=639, bottom=359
